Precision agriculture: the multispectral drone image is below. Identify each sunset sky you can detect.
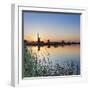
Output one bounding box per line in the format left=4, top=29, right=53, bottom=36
left=23, top=11, right=80, bottom=42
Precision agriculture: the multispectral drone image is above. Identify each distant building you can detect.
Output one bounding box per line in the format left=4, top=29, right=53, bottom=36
left=47, top=40, right=50, bottom=45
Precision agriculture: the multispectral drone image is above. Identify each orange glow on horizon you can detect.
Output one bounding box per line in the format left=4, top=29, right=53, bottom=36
left=24, top=33, right=80, bottom=42
left=24, top=34, right=37, bottom=41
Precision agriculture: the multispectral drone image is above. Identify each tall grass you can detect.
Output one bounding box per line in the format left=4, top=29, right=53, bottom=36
left=24, top=46, right=80, bottom=77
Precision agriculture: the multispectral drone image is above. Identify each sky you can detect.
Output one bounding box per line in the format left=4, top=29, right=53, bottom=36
left=23, top=11, right=80, bottom=42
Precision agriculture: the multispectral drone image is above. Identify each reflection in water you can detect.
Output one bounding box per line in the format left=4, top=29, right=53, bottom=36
left=25, top=45, right=80, bottom=77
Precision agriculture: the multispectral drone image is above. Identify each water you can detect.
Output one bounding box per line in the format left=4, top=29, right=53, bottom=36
left=26, top=45, right=80, bottom=75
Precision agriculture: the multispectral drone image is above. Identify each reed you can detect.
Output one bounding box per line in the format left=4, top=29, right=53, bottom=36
left=24, top=46, right=80, bottom=77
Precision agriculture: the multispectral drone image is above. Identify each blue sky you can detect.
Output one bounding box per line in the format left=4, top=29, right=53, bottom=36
left=23, top=11, right=80, bottom=42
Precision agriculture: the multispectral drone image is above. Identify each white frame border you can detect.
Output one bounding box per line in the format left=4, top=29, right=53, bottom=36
left=11, top=4, right=87, bottom=87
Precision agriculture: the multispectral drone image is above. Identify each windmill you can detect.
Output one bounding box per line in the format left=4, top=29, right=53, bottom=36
left=37, top=33, right=40, bottom=43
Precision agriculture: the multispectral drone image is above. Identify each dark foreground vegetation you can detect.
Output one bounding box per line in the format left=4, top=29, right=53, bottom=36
left=23, top=46, right=80, bottom=77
